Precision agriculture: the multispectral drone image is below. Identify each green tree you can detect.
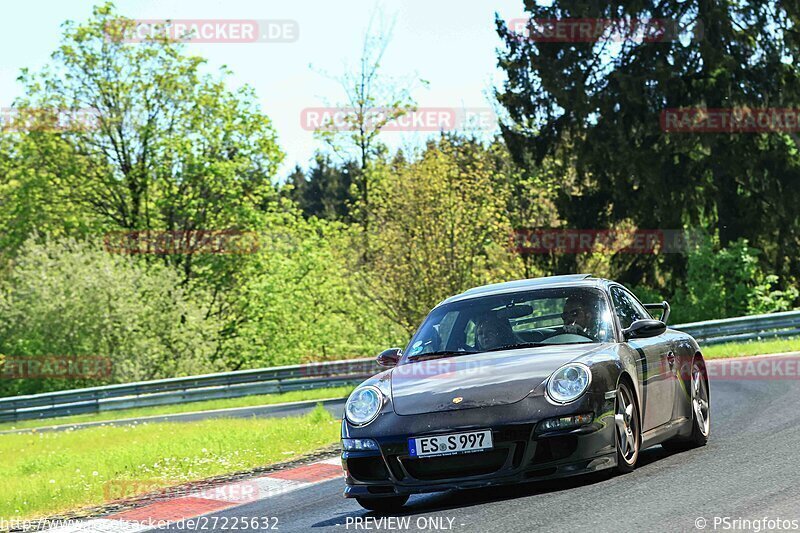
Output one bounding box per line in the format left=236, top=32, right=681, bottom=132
left=496, top=1, right=800, bottom=292
left=14, top=2, right=284, bottom=284
left=365, top=135, right=520, bottom=331
left=283, top=156, right=358, bottom=221
left=0, top=133, right=103, bottom=267
left=313, top=13, right=424, bottom=255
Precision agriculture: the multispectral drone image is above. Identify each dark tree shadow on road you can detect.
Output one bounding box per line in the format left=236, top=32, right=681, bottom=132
left=312, top=447, right=672, bottom=528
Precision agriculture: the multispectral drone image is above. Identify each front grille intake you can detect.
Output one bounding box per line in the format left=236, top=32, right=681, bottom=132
left=348, top=456, right=390, bottom=482
left=400, top=449, right=508, bottom=481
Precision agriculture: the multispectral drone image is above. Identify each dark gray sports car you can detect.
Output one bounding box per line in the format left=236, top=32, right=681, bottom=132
left=341, top=274, right=710, bottom=512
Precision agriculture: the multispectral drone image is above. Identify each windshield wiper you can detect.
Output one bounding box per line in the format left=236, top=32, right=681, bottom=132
left=408, top=350, right=476, bottom=360
left=483, top=340, right=598, bottom=353
left=482, top=342, right=548, bottom=353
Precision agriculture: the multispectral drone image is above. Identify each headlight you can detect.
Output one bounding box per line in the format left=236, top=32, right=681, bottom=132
left=546, top=363, right=591, bottom=403
left=345, top=386, right=383, bottom=426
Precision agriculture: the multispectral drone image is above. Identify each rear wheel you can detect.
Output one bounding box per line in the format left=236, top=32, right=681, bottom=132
left=614, top=381, right=640, bottom=473
left=355, top=495, right=409, bottom=513
left=662, top=359, right=709, bottom=452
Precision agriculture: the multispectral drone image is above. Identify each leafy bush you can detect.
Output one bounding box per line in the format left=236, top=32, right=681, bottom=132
left=0, top=237, right=221, bottom=396
left=218, top=213, right=405, bottom=368
left=671, top=238, right=797, bottom=323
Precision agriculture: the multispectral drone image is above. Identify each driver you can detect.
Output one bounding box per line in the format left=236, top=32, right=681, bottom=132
left=561, top=293, right=601, bottom=339
left=475, top=314, right=516, bottom=351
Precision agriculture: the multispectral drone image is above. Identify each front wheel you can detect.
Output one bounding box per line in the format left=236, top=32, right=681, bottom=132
left=355, top=495, right=409, bottom=513
left=614, top=381, right=640, bottom=473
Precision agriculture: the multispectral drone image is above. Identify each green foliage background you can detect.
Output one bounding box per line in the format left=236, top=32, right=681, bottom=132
left=0, top=3, right=797, bottom=396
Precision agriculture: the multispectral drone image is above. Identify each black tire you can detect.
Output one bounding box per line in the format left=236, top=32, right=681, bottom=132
left=662, top=358, right=710, bottom=452
left=355, top=495, right=409, bottom=513
left=614, top=380, right=641, bottom=474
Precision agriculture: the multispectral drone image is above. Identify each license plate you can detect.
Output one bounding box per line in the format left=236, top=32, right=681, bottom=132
left=408, top=430, right=493, bottom=458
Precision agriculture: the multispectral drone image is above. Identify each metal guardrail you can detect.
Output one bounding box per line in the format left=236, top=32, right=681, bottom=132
left=0, top=359, right=380, bottom=423
left=670, top=310, right=800, bottom=346
left=1, top=310, right=799, bottom=424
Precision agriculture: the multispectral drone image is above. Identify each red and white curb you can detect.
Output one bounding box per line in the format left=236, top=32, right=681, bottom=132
left=45, top=458, right=343, bottom=532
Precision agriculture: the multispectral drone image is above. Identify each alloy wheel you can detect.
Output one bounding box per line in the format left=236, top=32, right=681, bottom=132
left=614, top=385, right=638, bottom=465
left=692, top=363, right=710, bottom=437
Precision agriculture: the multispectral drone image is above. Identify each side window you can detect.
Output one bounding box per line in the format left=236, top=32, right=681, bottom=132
left=611, top=287, right=647, bottom=330
left=464, top=320, right=476, bottom=348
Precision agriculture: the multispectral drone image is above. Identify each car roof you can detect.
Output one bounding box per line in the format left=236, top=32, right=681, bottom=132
left=437, top=274, right=606, bottom=307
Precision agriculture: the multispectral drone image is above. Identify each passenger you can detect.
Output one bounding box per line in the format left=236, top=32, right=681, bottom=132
left=475, top=314, right=516, bottom=351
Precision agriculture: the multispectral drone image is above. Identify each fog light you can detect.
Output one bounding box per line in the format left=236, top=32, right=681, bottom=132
left=536, top=413, right=594, bottom=434
left=342, top=438, right=379, bottom=451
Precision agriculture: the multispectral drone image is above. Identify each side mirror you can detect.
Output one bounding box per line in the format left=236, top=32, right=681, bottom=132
left=376, top=347, right=403, bottom=367
left=623, top=319, right=667, bottom=340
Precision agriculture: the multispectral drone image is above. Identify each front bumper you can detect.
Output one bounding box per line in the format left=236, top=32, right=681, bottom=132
left=341, top=392, right=616, bottom=497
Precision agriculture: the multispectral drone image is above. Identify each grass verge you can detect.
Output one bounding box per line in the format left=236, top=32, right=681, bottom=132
left=702, top=336, right=800, bottom=359
left=0, top=405, right=340, bottom=521
left=0, top=385, right=353, bottom=431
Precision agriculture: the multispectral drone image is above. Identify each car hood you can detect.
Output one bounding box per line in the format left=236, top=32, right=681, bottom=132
left=390, top=343, right=609, bottom=416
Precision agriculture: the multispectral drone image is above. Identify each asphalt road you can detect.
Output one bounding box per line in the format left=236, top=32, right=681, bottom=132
left=148, top=358, right=800, bottom=533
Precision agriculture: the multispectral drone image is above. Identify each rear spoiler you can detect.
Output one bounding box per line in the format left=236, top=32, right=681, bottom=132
left=643, top=301, right=671, bottom=325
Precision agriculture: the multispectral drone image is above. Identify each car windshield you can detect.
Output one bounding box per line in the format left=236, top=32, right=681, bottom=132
left=402, top=286, right=615, bottom=362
